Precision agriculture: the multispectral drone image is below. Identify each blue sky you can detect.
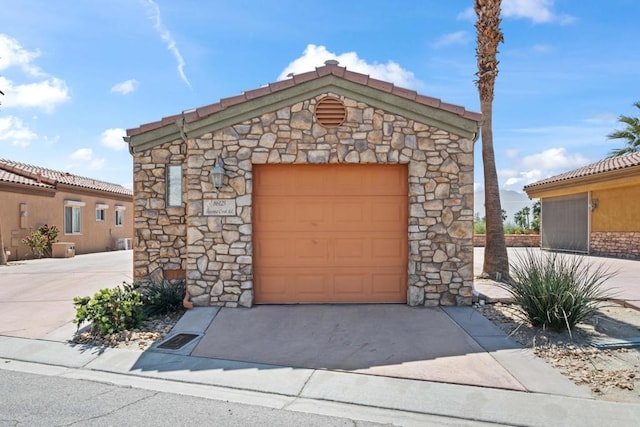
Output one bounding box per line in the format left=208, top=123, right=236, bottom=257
left=1, top=0, right=639, bottom=194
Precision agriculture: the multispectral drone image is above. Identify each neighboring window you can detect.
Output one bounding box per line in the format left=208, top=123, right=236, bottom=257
left=96, top=203, right=108, bottom=222
left=64, top=200, right=85, bottom=234
left=167, top=165, right=182, bottom=207
left=115, top=205, right=125, bottom=227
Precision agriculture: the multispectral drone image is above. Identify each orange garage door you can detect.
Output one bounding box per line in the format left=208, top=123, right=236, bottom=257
left=253, top=164, right=408, bottom=304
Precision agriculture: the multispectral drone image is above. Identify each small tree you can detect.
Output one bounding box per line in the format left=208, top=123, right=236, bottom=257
left=531, top=200, right=541, bottom=233
left=513, top=206, right=531, bottom=229
left=607, top=101, right=640, bottom=158
left=514, top=208, right=527, bottom=228
left=22, top=225, right=60, bottom=258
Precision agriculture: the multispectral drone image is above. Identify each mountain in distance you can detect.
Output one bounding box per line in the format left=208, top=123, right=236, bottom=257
left=473, top=189, right=536, bottom=224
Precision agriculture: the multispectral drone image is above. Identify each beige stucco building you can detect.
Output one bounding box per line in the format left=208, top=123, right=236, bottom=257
left=0, top=159, right=133, bottom=260
left=525, top=152, right=640, bottom=259
left=126, top=61, right=480, bottom=308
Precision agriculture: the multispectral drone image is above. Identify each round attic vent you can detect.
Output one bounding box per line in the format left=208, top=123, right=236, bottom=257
left=314, top=96, right=346, bottom=128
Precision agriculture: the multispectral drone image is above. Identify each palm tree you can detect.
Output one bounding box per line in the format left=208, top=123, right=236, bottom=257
left=607, top=101, right=640, bottom=158
left=475, top=0, right=509, bottom=281
left=514, top=209, right=526, bottom=229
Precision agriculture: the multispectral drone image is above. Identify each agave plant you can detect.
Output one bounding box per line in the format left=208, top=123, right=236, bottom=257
left=500, top=250, right=617, bottom=333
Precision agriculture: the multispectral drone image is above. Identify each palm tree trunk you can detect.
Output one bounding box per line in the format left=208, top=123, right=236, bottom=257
left=480, top=100, right=508, bottom=278
left=475, top=0, right=509, bottom=280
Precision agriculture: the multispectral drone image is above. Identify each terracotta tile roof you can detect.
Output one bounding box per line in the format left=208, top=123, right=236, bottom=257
left=524, top=152, right=640, bottom=190
left=0, top=167, right=55, bottom=189
left=0, top=159, right=133, bottom=196
left=127, top=61, right=482, bottom=137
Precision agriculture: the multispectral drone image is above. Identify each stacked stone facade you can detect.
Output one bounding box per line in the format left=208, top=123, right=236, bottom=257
left=133, top=92, right=475, bottom=308
left=590, top=231, right=640, bottom=260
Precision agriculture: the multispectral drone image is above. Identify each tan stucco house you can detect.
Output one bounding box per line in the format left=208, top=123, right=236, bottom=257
left=524, top=152, right=640, bottom=259
left=0, top=159, right=133, bottom=260
left=125, top=60, right=480, bottom=308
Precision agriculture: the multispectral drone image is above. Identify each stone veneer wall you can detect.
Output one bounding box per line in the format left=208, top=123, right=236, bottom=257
left=132, top=143, right=188, bottom=280
left=133, top=92, right=475, bottom=308
left=590, top=231, right=640, bottom=260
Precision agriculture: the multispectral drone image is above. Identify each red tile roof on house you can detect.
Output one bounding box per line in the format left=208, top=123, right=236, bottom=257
left=0, top=159, right=133, bottom=196
left=524, top=152, right=640, bottom=190
left=127, top=61, right=482, bottom=137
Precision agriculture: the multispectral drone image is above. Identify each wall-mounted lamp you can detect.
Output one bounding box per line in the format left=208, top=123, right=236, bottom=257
left=211, top=158, right=226, bottom=191
left=590, top=198, right=599, bottom=211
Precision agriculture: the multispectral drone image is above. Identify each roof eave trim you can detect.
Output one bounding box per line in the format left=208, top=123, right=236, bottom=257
left=128, top=75, right=480, bottom=153
left=524, top=166, right=640, bottom=197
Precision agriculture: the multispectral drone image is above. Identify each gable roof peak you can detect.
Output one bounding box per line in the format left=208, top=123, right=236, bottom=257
left=126, top=62, right=482, bottom=150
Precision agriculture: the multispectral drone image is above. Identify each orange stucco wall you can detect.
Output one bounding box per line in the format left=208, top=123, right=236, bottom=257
left=0, top=187, right=133, bottom=260
left=591, top=185, right=640, bottom=232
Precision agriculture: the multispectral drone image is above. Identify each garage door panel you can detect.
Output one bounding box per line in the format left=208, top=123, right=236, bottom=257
left=372, top=273, right=406, bottom=300
left=258, top=273, right=291, bottom=300
left=254, top=199, right=291, bottom=226
left=296, top=273, right=328, bottom=296
left=333, top=202, right=365, bottom=224
left=257, top=268, right=405, bottom=303
left=295, top=202, right=329, bottom=225
left=295, top=238, right=329, bottom=264
left=334, top=238, right=365, bottom=259
left=372, top=201, right=406, bottom=225
left=333, top=274, right=365, bottom=295
left=254, top=165, right=407, bottom=304
left=254, top=237, right=290, bottom=264
left=372, top=237, right=405, bottom=260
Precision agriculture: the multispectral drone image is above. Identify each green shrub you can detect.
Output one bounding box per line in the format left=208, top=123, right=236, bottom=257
left=503, top=222, right=518, bottom=234
left=73, top=282, right=145, bottom=336
left=474, top=221, right=486, bottom=235
left=22, top=224, right=59, bottom=258
left=501, top=250, right=616, bottom=333
left=140, top=280, right=186, bottom=316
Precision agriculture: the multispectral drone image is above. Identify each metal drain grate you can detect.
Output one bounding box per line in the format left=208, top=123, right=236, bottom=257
left=157, top=333, right=199, bottom=350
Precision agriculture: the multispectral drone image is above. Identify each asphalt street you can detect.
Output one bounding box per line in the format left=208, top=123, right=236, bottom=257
left=0, top=366, right=496, bottom=427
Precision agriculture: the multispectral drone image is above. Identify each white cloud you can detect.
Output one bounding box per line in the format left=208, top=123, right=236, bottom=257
left=521, top=147, right=588, bottom=170
left=504, top=149, right=519, bottom=159
left=0, top=34, right=70, bottom=112
left=504, top=169, right=544, bottom=188
left=503, top=0, right=575, bottom=24
left=457, top=1, right=575, bottom=25
left=69, top=148, right=106, bottom=170
left=500, top=147, right=589, bottom=190
left=143, top=0, right=190, bottom=87
left=584, top=112, right=617, bottom=125
left=101, top=128, right=127, bottom=151
left=0, top=76, right=69, bottom=112
left=531, top=44, right=551, bottom=53
left=0, top=116, right=38, bottom=147
left=0, top=34, right=45, bottom=77
left=433, top=31, right=470, bottom=48
left=70, top=148, right=93, bottom=162
left=457, top=7, right=475, bottom=22
left=278, top=44, right=423, bottom=90
left=111, top=79, right=139, bottom=95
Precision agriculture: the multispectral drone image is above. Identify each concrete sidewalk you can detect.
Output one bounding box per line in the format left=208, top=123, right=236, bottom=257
left=1, top=308, right=639, bottom=426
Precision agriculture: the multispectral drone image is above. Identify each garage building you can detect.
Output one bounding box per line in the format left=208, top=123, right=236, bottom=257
left=126, top=61, right=480, bottom=307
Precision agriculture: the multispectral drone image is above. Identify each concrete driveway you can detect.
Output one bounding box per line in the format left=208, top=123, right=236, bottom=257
left=0, top=250, right=133, bottom=339
left=0, top=248, right=626, bottom=395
